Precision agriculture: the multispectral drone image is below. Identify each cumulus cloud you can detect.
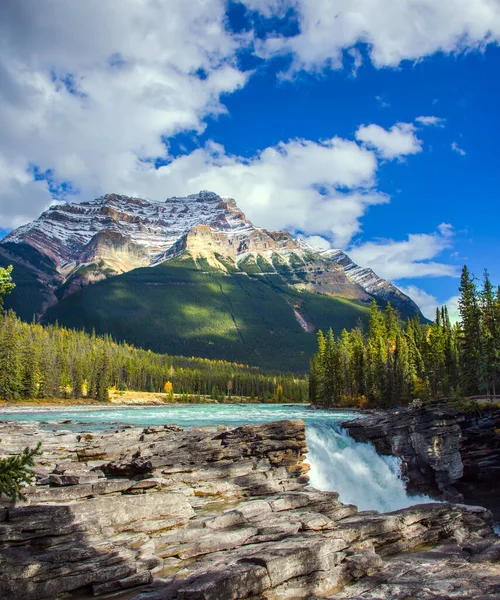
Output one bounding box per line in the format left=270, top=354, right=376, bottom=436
left=0, top=0, right=475, bottom=286
left=451, top=141, right=467, bottom=156
left=415, top=116, right=446, bottom=127
left=117, top=137, right=389, bottom=248
left=247, top=0, right=500, bottom=71
left=375, top=96, right=391, bottom=109
left=0, top=0, right=249, bottom=226
left=355, top=123, right=423, bottom=160
left=348, top=224, right=459, bottom=280
left=299, top=235, right=332, bottom=250
left=398, top=285, right=460, bottom=323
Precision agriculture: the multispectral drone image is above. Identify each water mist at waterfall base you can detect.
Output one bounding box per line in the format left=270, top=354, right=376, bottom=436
left=0, top=403, right=433, bottom=513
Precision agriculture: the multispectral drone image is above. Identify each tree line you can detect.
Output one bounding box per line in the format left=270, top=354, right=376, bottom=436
left=309, top=266, right=500, bottom=407
left=0, top=267, right=308, bottom=403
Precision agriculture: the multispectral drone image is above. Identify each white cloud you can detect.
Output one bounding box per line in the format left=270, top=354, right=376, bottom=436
left=451, top=141, right=467, bottom=156
left=299, top=235, right=332, bottom=250
left=415, top=116, right=446, bottom=127
left=248, top=0, right=500, bottom=71
left=348, top=224, right=459, bottom=280
left=349, top=48, right=363, bottom=76
left=0, top=0, right=439, bottom=255
left=398, top=285, right=460, bottom=323
left=438, top=222, right=454, bottom=237
left=0, top=0, right=479, bottom=282
left=375, top=96, right=391, bottom=109
left=355, top=123, right=423, bottom=160
left=0, top=0, right=249, bottom=226
left=116, top=136, right=389, bottom=248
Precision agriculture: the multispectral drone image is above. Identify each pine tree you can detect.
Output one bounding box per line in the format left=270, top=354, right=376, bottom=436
left=349, top=327, right=366, bottom=398
left=367, top=301, right=387, bottom=405
left=480, top=270, right=499, bottom=395
left=94, top=350, right=111, bottom=402
left=323, top=329, right=339, bottom=406
left=0, top=311, right=22, bottom=400
left=0, top=443, right=42, bottom=501
left=0, top=265, right=15, bottom=311
left=21, top=332, right=39, bottom=399
left=458, top=265, right=483, bottom=395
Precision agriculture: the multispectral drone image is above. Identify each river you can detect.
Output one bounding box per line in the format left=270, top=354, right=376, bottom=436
left=0, top=403, right=432, bottom=512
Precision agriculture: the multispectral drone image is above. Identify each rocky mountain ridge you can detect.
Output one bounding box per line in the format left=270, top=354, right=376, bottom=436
left=0, top=190, right=422, bottom=320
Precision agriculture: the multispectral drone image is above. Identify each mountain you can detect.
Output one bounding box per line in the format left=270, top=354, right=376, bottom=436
left=0, top=191, right=423, bottom=371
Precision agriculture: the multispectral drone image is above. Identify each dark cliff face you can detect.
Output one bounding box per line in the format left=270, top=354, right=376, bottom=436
left=343, top=401, right=500, bottom=507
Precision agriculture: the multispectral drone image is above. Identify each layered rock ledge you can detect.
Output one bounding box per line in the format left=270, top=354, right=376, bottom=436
left=0, top=418, right=499, bottom=600
left=343, top=400, right=500, bottom=503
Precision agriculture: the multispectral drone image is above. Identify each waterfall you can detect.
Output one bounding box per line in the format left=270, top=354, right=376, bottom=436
left=305, top=423, right=433, bottom=512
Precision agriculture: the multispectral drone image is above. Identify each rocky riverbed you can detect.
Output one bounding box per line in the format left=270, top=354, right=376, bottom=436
left=1, top=418, right=499, bottom=600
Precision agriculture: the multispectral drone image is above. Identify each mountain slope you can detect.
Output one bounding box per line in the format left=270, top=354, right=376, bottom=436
left=43, top=254, right=371, bottom=371
left=1, top=190, right=424, bottom=370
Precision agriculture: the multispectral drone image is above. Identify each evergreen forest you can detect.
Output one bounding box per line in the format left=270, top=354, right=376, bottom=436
left=0, top=266, right=307, bottom=403
left=0, top=310, right=308, bottom=402
left=1, top=262, right=499, bottom=407
left=309, top=266, right=500, bottom=407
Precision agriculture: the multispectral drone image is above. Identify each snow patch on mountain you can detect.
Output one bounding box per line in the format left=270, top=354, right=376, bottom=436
left=4, top=191, right=252, bottom=267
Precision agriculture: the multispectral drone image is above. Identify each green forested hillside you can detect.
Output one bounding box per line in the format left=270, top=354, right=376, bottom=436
left=0, top=310, right=308, bottom=402
left=44, top=255, right=371, bottom=372
left=0, top=252, right=51, bottom=321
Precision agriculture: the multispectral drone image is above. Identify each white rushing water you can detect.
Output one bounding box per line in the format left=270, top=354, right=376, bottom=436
left=0, top=404, right=433, bottom=513
left=306, top=422, right=432, bottom=512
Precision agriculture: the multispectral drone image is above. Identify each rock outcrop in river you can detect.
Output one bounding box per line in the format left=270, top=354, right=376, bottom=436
left=1, top=418, right=499, bottom=600
left=343, top=400, right=500, bottom=503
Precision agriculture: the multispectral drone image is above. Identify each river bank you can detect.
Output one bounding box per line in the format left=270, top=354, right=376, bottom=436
left=0, top=390, right=309, bottom=407
left=1, top=418, right=499, bottom=600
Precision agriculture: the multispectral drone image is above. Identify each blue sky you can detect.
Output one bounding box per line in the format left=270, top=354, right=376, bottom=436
left=0, top=0, right=499, bottom=319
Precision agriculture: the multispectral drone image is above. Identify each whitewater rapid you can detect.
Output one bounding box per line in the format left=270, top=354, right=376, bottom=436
left=0, top=403, right=432, bottom=512
left=305, top=422, right=432, bottom=512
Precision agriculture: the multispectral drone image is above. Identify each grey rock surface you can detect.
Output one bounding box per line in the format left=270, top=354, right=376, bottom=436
left=0, top=418, right=498, bottom=600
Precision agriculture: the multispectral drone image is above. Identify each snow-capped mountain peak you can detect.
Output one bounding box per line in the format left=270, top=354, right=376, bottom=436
left=0, top=190, right=422, bottom=320
left=4, top=191, right=253, bottom=268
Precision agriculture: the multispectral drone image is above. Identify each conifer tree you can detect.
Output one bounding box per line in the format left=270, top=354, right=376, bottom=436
left=0, top=265, right=15, bottom=311
left=0, top=443, right=42, bottom=501
left=367, top=301, right=387, bottom=405
left=0, top=311, right=22, bottom=400
left=94, top=350, right=111, bottom=402
left=458, top=265, right=483, bottom=394
left=480, top=270, right=499, bottom=395
left=349, top=327, right=366, bottom=398
left=323, top=329, right=339, bottom=406
left=21, top=332, right=39, bottom=399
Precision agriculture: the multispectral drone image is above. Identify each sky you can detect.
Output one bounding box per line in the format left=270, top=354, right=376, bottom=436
left=0, top=0, right=499, bottom=321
